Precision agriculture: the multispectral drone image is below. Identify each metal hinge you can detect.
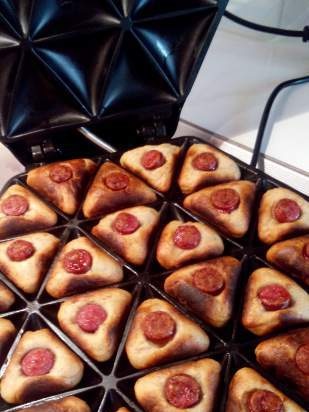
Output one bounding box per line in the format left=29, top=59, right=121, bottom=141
left=31, top=139, right=60, bottom=163
left=136, top=120, right=167, bottom=139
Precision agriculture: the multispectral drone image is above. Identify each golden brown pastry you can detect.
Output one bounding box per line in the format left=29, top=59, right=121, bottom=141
left=58, top=288, right=132, bottom=362
left=18, top=396, right=90, bottom=412
left=178, top=143, right=241, bottom=194
left=0, top=281, right=15, bottom=312
left=0, top=317, right=16, bottom=358
left=258, top=187, right=309, bottom=245
left=183, top=180, right=256, bottom=238
left=27, top=158, right=96, bottom=215
left=120, top=143, right=181, bottom=192
left=164, top=256, right=241, bottom=327
left=125, top=298, right=209, bottom=369
left=0, top=184, right=57, bottom=239
left=82, top=161, right=156, bottom=218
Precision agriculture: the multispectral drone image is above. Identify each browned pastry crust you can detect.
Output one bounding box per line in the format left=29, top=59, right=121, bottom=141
left=0, top=232, right=60, bottom=294
left=164, top=256, right=241, bottom=327
left=125, top=298, right=209, bottom=369
left=18, top=396, right=91, bottom=412
left=266, top=235, right=309, bottom=286
left=0, top=184, right=58, bottom=239
left=134, top=358, right=221, bottom=412
left=255, top=328, right=309, bottom=401
left=242, top=268, right=309, bottom=336
left=258, top=187, right=309, bottom=245
left=58, top=288, right=132, bottom=362
left=178, top=143, right=241, bottom=194
left=0, top=318, right=16, bottom=357
left=91, top=206, right=160, bottom=265
left=183, top=180, right=256, bottom=238
left=120, top=143, right=181, bottom=192
left=156, top=220, right=224, bottom=270
left=82, top=161, right=157, bottom=218
left=27, top=158, right=96, bottom=215
left=226, top=367, right=305, bottom=412
left=0, top=281, right=15, bottom=312
left=0, top=328, right=84, bottom=404
left=46, top=236, right=123, bottom=298
left=115, top=408, right=131, bottom=412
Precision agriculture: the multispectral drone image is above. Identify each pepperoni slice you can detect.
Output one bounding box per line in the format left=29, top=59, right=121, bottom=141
left=6, top=239, right=35, bottom=262
left=76, top=303, right=107, bottom=333
left=164, top=374, right=201, bottom=408
left=173, top=225, right=201, bottom=250
left=49, top=164, right=73, bottom=183
left=247, top=389, right=284, bottom=412
left=62, top=249, right=92, bottom=274
left=273, top=198, right=301, bottom=223
left=21, top=348, right=55, bottom=376
left=141, top=150, right=166, bottom=170
left=142, top=311, right=176, bottom=343
left=104, top=172, right=129, bottom=191
left=1, top=195, right=29, bottom=216
left=112, top=212, right=140, bottom=235
left=303, top=243, right=309, bottom=259
left=192, top=152, right=218, bottom=171
left=295, top=344, right=309, bottom=375
left=257, top=284, right=291, bottom=311
left=192, top=266, right=225, bottom=295
left=210, top=188, right=240, bottom=213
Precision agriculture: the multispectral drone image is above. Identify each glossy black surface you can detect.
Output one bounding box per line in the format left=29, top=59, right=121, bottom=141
left=0, top=0, right=227, bottom=154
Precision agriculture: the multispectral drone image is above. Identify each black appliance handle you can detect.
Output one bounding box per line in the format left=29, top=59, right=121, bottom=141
left=250, top=74, right=309, bottom=168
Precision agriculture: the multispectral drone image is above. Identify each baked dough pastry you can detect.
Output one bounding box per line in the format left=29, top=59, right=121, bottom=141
left=183, top=180, right=256, bottom=238
left=82, top=162, right=156, bottom=218
left=164, top=256, right=241, bottom=327
left=0, top=232, right=59, bottom=294
left=178, top=143, right=241, bottom=194
left=266, top=235, right=309, bottom=286
left=91, top=206, right=159, bottom=265
left=125, top=298, right=209, bottom=369
left=0, top=184, right=57, bottom=239
left=242, top=268, right=309, bottom=336
left=226, top=367, right=305, bottom=412
left=120, top=143, right=181, bottom=192
left=58, top=288, right=132, bottom=362
left=46, top=236, right=123, bottom=298
left=18, top=396, right=91, bottom=412
left=27, top=158, right=96, bottom=215
left=134, top=358, right=221, bottom=412
left=258, top=187, right=309, bottom=245
left=156, top=220, right=224, bottom=269
left=0, top=328, right=84, bottom=404
left=0, top=318, right=16, bottom=358
left=115, top=408, right=130, bottom=412
left=255, top=327, right=309, bottom=401
left=0, top=281, right=15, bottom=312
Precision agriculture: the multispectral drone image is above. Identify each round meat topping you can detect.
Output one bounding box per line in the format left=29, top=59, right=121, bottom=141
left=6, top=239, right=35, bottom=262
left=210, top=188, right=240, bottom=213
left=21, top=348, right=55, bottom=376
left=141, top=150, right=166, bottom=170
left=257, top=284, right=291, bottom=311
left=142, top=310, right=176, bottom=344
left=173, top=225, right=201, bottom=250
left=295, top=343, right=309, bottom=375
left=63, top=249, right=92, bottom=274
left=192, top=266, right=225, bottom=295
left=192, top=152, right=218, bottom=171
left=76, top=303, right=107, bottom=333
left=112, top=212, right=140, bottom=235
left=49, top=164, right=73, bottom=183
left=164, top=374, right=201, bottom=409
left=104, top=172, right=129, bottom=191
left=303, top=243, right=309, bottom=259
left=1, top=195, right=29, bottom=216
left=273, top=198, right=301, bottom=223
left=247, top=389, right=284, bottom=412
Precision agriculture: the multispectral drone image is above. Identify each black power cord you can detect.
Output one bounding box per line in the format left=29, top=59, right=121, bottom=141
left=224, top=10, right=309, bottom=42
left=251, top=74, right=309, bottom=167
